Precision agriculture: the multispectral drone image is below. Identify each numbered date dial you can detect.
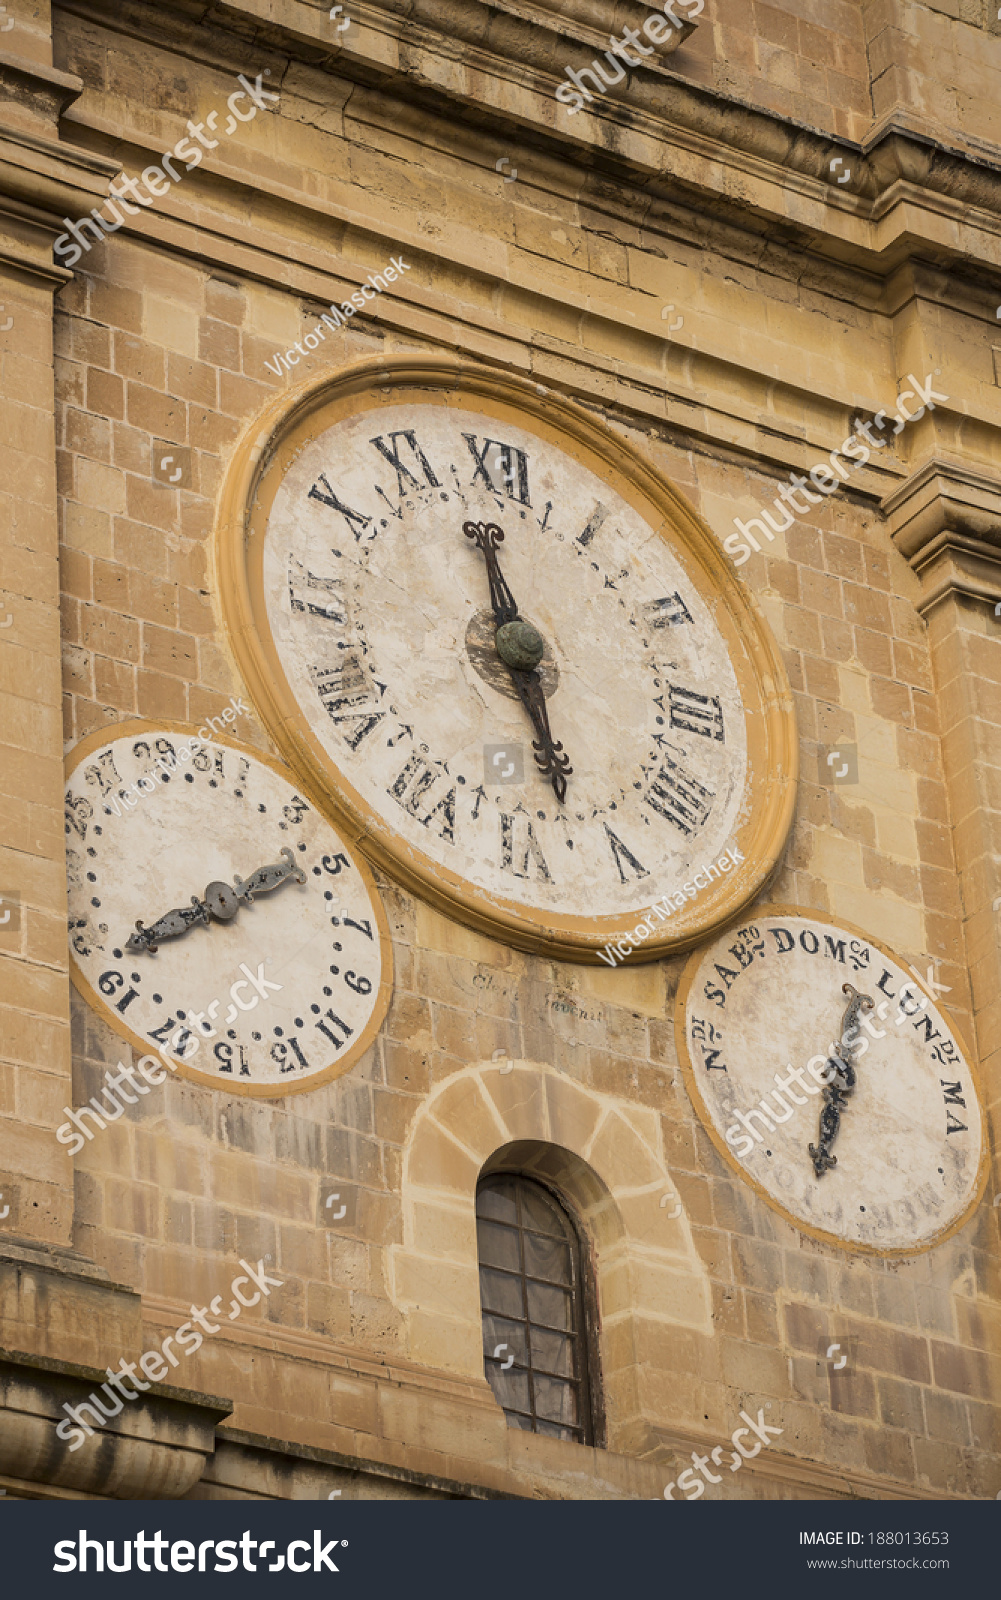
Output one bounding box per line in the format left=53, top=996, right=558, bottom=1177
left=64, top=722, right=392, bottom=1097
left=219, top=360, right=796, bottom=958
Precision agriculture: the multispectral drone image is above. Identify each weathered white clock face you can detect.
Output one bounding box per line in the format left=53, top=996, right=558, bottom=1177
left=260, top=402, right=748, bottom=922
left=64, top=726, right=391, bottom=1096
left=677, top=912, right=986, bottom=1252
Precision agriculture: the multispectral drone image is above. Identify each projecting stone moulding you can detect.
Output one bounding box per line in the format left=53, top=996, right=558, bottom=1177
left=0, top=1348, right=231, bottom=1499
left=390, top=1059, right=712, bottom=1417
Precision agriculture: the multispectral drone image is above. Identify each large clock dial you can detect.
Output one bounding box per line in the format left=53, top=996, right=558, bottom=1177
left=64, top=723, right=392, bottom=1097
left=219, top=358, right=796, bottom=958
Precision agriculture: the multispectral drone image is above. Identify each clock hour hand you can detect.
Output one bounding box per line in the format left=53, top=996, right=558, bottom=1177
left=126, top=846, right=307, bottom=955
left=508, top=669, right=573, bottom=806
left=127, top=897, right=209, bottom=956
left=463, top=520, right=573, bottom=804
left=232, top=849, right=307, bottom=903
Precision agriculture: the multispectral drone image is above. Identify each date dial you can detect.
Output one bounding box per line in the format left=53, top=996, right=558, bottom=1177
left=64, top=722, right=392, bottom=1097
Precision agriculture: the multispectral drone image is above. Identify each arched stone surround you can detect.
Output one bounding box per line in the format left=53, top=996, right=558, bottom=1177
left=389, top=1059, right=712, bottom=1450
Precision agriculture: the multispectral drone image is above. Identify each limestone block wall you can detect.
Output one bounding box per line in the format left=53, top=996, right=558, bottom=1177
left=664, top=0, right=1001, bottom=149
left=662, top=0, right=872, bottom=139
left=0, top=0, right=995, bottom=1499
left=0, top=268, right=74, bottom=1251
left=0, top=0, right=101, bottom=1262
left=50, top=230, right=999, bottom=1489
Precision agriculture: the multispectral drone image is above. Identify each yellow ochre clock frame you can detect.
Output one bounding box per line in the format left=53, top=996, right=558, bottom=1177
left=215, top=354, right=798, bottom=963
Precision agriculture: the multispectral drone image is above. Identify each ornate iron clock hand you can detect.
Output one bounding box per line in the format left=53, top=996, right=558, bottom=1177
left=807, top=982, right=874, bottom=1177
left=506, top=668, right=573, bottom=806
left=463, top=520, right=573, bottom=804
left=126, top=846, right=307, bottom=955
left=463, top=518, right=519, bottom=626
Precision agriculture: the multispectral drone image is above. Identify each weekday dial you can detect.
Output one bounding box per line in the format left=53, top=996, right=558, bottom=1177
left=677, top=912, right=987, bottom=1254
left=64, top=723, right=391, bottom=1097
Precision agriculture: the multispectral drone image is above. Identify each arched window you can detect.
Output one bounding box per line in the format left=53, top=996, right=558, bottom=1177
left=476, top=1173, right=601, bottom=1444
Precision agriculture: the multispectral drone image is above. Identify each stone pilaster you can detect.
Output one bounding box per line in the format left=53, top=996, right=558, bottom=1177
left=0, top=10, right=118, bottom=1248
left=884, top=462, right=1001, bottom=1175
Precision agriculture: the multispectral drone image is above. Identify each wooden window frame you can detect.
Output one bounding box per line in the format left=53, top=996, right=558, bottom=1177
left=476, top=1170, right=605, bottom=1449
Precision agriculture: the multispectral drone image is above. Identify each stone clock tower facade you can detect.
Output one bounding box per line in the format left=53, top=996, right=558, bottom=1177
left=1, top=0, right=999, bottom=1502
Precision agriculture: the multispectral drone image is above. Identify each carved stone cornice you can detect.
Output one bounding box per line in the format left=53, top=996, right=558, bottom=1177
left=881, top=459, right=1001, bottom=618
left=52, top=0, right=1001, bottom=287
left=0, top=49, right=83, bottom=127
left=0, top=1237, right=115, bottom=1286
left=907, top=532, right=1001, bottom=621
left=642, top=1421, right=971, bottom=1501
left=485, top=0, right=696, bottom=62
left=0, top=1347, right=232, bottom=1500
left=0, top=121, right=120, bottom=217
left=207, top=1426, right=504, bottom=1500
left=882, top=458, right=1001, bottom=556
left=0, top=44, right=118, bottom=288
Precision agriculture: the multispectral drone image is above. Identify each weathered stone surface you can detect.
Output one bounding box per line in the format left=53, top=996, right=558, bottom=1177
left=0, top=0, right=999, bottom=1507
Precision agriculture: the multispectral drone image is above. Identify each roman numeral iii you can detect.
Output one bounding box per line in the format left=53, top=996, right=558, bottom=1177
left=668, top=684, right=725, bottom=742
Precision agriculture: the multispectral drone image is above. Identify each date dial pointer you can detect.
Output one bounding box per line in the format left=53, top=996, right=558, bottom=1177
left=463, top=520, right=573, bottom=804
left=126, top=846, right=306, bottom=955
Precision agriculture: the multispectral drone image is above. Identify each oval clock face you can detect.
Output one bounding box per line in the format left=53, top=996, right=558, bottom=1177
left=676, top=910, right=987, bottom=1252
left=219, top=360, right=796, bottom=958
left=64, top=723, right=392, bottom=1097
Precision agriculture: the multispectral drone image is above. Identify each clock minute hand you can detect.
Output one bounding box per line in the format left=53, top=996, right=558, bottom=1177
left=463, top=520, right=573, bottom=805
left=463, top=518, right=519, bottom=626
left=126, top=846, right=306, bottom=955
